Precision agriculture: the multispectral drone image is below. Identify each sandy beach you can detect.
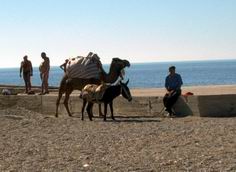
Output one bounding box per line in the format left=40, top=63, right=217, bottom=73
left=131, top=85, right=236, bottom=97
left=1, top=0, right=236, bottom=170
left=0, top=85, right=235, bottom=171
left=0, top=107, right=235, bottom=171
left=1, top=84, right=236, bottom=96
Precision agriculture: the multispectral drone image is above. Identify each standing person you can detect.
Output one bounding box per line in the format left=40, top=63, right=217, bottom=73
left=163, top=66, right=183, bottom=117
left=60, top=59, right=69, bottom=73
left=20, top=55, right=33, bottom=94
left=39, top=52, right=50, bottom=95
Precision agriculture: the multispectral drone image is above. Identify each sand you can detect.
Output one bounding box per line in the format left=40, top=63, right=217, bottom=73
left=0, top=85, right=236, bottom=171
left=131, top=85, right=236, bottom=97
left=1, top=84, right=236, bottom=97
left=0, top=106, right=236, bottom=171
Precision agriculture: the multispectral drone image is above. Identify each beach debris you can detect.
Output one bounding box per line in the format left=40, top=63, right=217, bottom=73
left=182, top=92, right=194, bottom=102
left=83, top=163, right=89, bottom=167
left=1, top=88, right=11, bottom=95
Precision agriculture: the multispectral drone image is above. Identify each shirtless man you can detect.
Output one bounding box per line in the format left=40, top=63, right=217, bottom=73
left=20, top=55, right=33, bottom=93
left=39, top=52, right=50, bottom=95
left=60, top=59, right=69, bottom=73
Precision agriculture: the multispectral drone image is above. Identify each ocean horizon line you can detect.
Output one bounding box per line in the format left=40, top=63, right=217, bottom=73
left=0, top=60, right=236, bottom=88
left=0, top=58, right=236, bottom=69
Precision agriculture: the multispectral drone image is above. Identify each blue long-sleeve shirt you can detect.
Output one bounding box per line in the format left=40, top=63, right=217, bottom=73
left=165, top=73, right=183, bottom=91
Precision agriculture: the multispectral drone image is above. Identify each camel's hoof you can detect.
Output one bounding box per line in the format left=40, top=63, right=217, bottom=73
left=55, top=114, right=58, bottom=118
left=112, top=117, right=115, bottom=120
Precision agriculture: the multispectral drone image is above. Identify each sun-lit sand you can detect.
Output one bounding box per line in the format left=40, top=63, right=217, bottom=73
left=0, top=84, right=236, bottom=171
left=0, top=107, right=236, bottom=171
left=1, top=84, right=236, bottom=97
left=131, top=85, right=236, bottom=97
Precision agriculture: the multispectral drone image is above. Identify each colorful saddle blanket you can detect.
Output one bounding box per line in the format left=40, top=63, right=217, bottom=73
left=66, top=54, right=102, bottom=79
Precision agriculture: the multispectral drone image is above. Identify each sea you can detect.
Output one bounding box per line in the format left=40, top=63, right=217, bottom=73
left=0, top=60, right=236, bottom=88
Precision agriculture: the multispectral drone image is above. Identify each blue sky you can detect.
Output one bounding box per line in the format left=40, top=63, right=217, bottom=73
left=0, top=0, right=236, bottom=67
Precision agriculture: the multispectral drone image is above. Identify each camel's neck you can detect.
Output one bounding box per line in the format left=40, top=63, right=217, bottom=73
left=102, top=65, right=120, bottom=83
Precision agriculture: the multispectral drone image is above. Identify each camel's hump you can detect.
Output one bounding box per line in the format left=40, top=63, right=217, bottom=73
left=66, top=56, right=101, bottom=79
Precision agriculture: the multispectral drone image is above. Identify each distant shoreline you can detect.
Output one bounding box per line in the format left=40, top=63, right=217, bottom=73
left=1, top=60, right=236, bottom=88
left=1, top=84, right=236, bottom=97
left=131, top=84, right=236, bottom=96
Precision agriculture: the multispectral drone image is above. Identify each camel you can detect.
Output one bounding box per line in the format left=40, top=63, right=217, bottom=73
left=55, top=57, right=130, bottom=117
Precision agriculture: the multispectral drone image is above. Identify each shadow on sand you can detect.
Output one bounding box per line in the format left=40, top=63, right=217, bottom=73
left=106, top=115, right=161, bottom=123
left=70, top=114, right=161, bottom=123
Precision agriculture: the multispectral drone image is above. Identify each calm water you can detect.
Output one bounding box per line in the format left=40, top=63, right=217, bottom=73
left=0, top=60, right=236, bottom=88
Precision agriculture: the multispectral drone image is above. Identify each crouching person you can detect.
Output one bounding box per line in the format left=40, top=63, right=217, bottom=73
left=163, top=66, right=183, bottom=117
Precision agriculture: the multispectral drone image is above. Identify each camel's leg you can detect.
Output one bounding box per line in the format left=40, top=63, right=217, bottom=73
left=55, top=91, right=63, bottom=117
left=55, top=75, right=67, bottom=117
left=64, top=87, right=73, bottom=117
left=99, top=104, right=104, bottom=117
left=103, top=103, right=108, bottom=121
left=81, top=99, right=87, bottom=120
left=109, top=101, right=115, bottom=120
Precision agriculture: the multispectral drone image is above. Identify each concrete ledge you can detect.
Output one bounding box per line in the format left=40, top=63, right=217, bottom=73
left=0, top=94, right=236, bottom=117
left=196, top=95, right=236, bottom=117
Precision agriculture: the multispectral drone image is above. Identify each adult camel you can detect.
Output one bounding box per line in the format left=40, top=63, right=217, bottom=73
left=55, top=57, right=130, bottom=117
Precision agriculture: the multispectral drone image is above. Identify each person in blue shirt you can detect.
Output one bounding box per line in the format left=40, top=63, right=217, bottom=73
left=163, top=66, right=183, bottom=116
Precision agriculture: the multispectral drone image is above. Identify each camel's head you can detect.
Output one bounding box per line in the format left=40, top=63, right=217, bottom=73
left=111, top=58, right=130, bottom=71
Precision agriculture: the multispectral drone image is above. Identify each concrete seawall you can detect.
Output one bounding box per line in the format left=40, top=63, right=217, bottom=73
left=0, top=94, right=236, bottom=117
